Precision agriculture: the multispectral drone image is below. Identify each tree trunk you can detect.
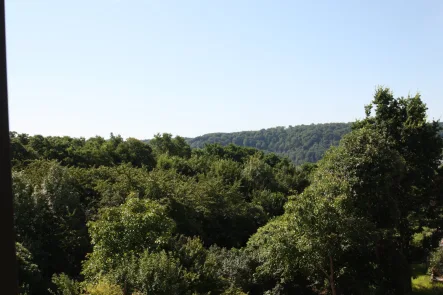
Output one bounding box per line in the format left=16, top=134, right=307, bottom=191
left=329, top=255, right=337, bottom=295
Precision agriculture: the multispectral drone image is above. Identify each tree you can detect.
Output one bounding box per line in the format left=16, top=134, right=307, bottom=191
left=131, top=250, right=186, bottom=295
left=82, top=196, right=176, bottom=282
left=284, top=192, right=375, bottom=295
left=13, top=161, right=89, bottom=289
left=49, top=273, right=83, bottom=295
left=246, top=217, right=315, bottom=294
left=353, top=87, right=443, bottom=259
left=16, top=242, right=42, bottom=294
left=114, top=137, right=156, bottom=169
left=10, top=132, right=35, bottom=167
left=149, top=133, right=192, bottom=159
left=248, top=127, right=411, bottom=294
left=241, top=153, right=277, bottom=194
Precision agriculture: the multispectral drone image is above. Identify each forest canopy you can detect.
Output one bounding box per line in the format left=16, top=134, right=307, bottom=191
left=11, top=87, right=443, bottom=294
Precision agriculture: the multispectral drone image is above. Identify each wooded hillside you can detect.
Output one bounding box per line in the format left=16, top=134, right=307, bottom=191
left=187, top=122, right=443, bottom=165
left=187, top=123, right=351, bottom=165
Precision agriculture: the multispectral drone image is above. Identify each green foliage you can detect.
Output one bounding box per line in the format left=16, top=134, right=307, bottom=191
left=171, top=175, right=267, bottom=248
left=187, top=123, right=352, bottom=165
left=84, top=280, right=124, bottom=295
left=412, top=275, right=443, bottom=295
left=77, top=163, right=152, bottom=209
left=9, top=133, right=156, bottom=169
left=16, top=242, right=42, bottom=294
left=207, top=158, right=242, bottom=185
left=354, top=87, right=443, bottom=268
left=184, top=118, right=443, bottom=166
left=429, top=248, right=443, bottom=275
left=131, top=250, right=186, bottom=294
left=13, top=161, right=89, bottom=290
left=251, top=190, right=287, bottom=218
left=248, top=125, right=423, bottom=294
left=50, top=273, right=82, bottom=295
left=149, top=133, right=192, bottom=159
left=187, top=122, right=443, bottom=166
left=246, top=217, right=316, bottom=294
left=412, top=264, right=443, bottom=295
left=83, top=197, right=175, bottom=281
left=11, top=87, right=443, bottom=295
left=242, top=153, right=277, bottom=193
left=170, top=236, right=218, bottom=293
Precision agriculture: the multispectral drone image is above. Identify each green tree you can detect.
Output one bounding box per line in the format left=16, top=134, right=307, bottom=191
left=353, top=87, right=443, bottom=259
left=10, top=132, right=35, bottom=167
left=16, top=242, right=42, bottom=294
left=13, top=161, right=89, bottom=289
left=150, top=133, right=192, bottom=159
left=241, top=153, right=277, bottom=194
left=132, top=250, right=186, bottom=295
left=49, top=273, right=82, bottom=295
left=249, top=127, right=411, bottom=294
left=114, top=137, right=156, bottom=169
left=82, top=197, right=175, bottom=282
left=246, top=217, right=314, bottom=294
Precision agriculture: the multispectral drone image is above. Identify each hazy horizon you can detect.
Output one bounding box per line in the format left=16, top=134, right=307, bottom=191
left=11, top=121, right=353, bottom=140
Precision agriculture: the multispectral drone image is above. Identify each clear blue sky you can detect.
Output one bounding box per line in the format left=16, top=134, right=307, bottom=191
left=5, top=0, right=443, bottom=139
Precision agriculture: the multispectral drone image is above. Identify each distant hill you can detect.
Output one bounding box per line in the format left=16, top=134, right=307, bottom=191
left=187, top=121, right=443, bottom=165
left=187, top=123, right=352, bottom=165
left=143, top=122, right=443, bottom=165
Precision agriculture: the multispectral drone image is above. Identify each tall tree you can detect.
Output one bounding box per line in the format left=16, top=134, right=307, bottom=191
left=13, top=161, right=89, bottom=291
left=353, top=87, right=443, bottom=258
left=249, top=127, right=412, bottom=294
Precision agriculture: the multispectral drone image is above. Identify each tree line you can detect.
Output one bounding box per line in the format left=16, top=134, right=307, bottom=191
left=185, top=121, right=443, bottom=166
left=11, top=87, right=443, bottom=294
left=186, top=123, right=351, bottom=165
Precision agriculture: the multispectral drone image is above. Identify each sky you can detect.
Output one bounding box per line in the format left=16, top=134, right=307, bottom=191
left=5, top=0, right=443, bottom=139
